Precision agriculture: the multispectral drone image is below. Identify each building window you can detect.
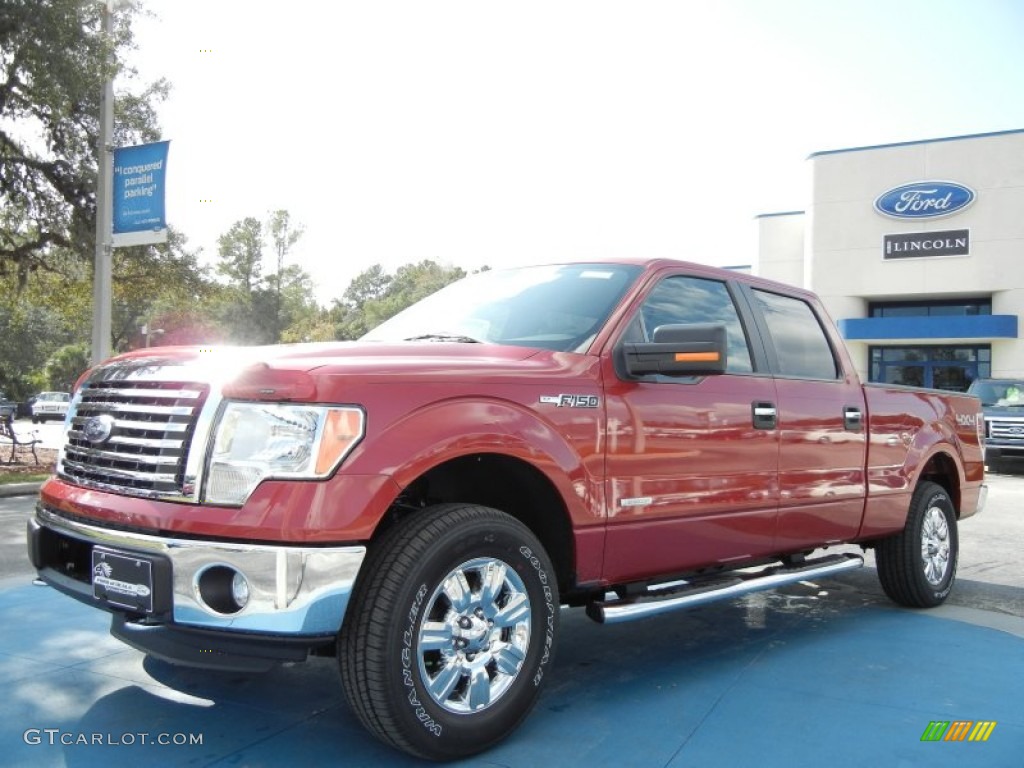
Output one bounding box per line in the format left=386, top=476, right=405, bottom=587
left=869, top=345, right=991, bottom=392
left=869, top=298, right=991, bottom=318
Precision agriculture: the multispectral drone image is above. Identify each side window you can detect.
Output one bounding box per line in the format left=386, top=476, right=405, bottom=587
left=632, top=276, right=754, bottom=373
left=752, top=289, right=838, bottom=379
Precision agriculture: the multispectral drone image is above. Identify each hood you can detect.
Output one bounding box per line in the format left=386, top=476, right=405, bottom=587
left=981, top=403, right=1024, bottom=418
left=107, top=340, right=542, bottom=374
left=90, top=341, right=594, bottom=401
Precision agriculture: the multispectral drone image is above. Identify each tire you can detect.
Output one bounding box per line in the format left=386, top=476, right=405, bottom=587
left=876, top=481, right=958, bottom=608
left=31, top=416, right=38, bottom=424
left=338, top=504, right=559, bottom=760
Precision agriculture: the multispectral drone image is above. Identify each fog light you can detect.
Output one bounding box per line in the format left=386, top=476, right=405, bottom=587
left=231, top=571, right=250, bottom=609
left=196, top=565, right=248, bottom=614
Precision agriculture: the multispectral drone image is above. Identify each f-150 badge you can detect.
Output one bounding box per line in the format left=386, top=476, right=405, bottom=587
left=540, top=394, right=600, bottom=408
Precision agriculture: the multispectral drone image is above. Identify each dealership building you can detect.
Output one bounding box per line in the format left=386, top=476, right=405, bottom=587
left=755, top=128, right=1024, bottom=391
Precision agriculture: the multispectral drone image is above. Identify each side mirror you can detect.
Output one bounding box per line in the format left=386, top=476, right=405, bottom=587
left=623, top=323, right=728, bottom=377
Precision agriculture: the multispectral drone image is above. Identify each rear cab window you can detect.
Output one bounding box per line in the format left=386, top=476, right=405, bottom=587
left=750, top=289, right=839, bottom=380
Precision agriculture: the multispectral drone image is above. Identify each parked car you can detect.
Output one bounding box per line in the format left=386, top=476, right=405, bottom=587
left=17, top=396, right=36, bottom=419
left=967, top=377, right=1024, bottom=472
left=30, top=391, right=70, bottom=423
left=0, top=392, right=16, bottom=420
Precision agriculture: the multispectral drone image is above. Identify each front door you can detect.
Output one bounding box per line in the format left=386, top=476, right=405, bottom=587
left=602, top=272, right=780, bottom=584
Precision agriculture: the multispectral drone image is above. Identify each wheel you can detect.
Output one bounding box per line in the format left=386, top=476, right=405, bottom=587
left=876, top=481, right=958, bottom=607
left=31, top=416, right=39, bottom=424
left=338, top=503, right=559, bottom=760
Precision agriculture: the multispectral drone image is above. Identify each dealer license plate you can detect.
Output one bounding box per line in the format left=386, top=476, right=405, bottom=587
left=92, top=549, right=154, bottom=613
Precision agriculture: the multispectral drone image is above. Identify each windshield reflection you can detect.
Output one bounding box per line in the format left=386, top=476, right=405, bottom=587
left=362, top=264, right=641, bottom=353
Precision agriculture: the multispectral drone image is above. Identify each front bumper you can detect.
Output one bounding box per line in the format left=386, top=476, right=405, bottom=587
left=28, top=505, right=365, bottom=666
left=984, top=442, right=1024, bottom=461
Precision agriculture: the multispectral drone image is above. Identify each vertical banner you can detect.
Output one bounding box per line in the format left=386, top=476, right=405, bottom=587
left=112, top=140, right=170, bottom=247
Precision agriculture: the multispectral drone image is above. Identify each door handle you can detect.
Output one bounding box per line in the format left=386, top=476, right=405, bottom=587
left=844, top=406, right=863, bottom=432
left=752, top=401, right=777, bottom=430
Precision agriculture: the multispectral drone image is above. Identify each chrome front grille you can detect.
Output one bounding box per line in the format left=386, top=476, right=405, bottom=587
left=989, top=418, right=1024, bottom=441
left=59, top=380, right=209, bottom=497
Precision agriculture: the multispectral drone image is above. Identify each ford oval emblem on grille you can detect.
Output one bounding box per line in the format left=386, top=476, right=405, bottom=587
left=83, top=414, right=116, bottom=444
left=874, top=181, right=975, bottom=219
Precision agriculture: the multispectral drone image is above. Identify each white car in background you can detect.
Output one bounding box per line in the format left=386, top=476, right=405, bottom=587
left=31, top=391, right=70, bottom=423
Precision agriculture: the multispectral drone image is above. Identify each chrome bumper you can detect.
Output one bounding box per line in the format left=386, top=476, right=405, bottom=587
left=34, top=506, right=365, bottom=636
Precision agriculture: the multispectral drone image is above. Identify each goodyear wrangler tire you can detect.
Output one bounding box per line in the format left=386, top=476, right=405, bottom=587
left=876, top=481, right=959, bottom=608
left=338, top=504, right=559, bottom=760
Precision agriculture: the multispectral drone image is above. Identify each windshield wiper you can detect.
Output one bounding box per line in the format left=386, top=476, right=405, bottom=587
left=404, top=333, right=482, bottom=343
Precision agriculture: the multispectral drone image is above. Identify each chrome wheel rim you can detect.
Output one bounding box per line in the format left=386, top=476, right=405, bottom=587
left=921, top=506, right=951, bottom=586
left=417, top=557, right=532, bottom=714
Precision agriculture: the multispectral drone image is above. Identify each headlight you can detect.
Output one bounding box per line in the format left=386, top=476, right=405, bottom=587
left=205, top=403, right=364, bottom=505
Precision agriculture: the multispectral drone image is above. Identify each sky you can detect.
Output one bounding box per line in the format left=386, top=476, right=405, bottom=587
left=128, top=0, right=1024, bottom=306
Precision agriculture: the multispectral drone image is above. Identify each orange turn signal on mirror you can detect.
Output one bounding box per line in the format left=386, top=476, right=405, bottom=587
left=673, top=352, right=720, bottom=363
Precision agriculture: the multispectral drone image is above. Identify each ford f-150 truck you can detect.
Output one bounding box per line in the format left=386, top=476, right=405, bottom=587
left=28, top=259, right=986, bottom=760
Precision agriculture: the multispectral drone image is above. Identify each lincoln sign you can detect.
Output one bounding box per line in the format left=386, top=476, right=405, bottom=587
left=884, top=229, right=970, bottom=259
left=874, top=181, right=975, bottom=219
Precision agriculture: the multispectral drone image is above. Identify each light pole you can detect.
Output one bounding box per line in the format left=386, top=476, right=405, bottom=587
left=90, top=0, right=116, bottom=366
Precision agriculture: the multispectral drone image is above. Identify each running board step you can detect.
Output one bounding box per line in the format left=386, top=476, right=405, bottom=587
left=587, top=553, right=864, bottom=625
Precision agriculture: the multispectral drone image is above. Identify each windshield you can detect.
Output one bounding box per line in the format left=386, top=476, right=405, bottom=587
left=968, top=379, right=1024, bottom=407
left=362, top=264, right=642, bottom=352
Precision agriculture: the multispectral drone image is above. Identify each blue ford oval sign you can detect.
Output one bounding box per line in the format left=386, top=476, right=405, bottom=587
left=874, top=181, right=975, bottom=219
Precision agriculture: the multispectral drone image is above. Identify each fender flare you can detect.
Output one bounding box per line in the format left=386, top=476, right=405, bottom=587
left=905, top=421, right=966, bottom=507
left=343, top=396, right=600, bottom=523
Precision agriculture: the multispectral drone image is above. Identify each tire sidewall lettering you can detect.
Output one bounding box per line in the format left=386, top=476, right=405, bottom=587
left=401, top=583, right=443, bottom=737
left=519, top=545, right=556, bottom=686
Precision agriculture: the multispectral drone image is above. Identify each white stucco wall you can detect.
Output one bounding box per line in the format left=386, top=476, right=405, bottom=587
left=757, top=129, right=1024, bottom=382
left=755, top=212, right=805, bottom=289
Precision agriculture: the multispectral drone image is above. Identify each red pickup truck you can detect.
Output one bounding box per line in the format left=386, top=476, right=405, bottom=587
left=29, top=259, right=986, bottom=760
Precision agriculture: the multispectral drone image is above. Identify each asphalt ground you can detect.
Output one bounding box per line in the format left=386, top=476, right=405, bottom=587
left=0, top=474, right=1022, bottom=767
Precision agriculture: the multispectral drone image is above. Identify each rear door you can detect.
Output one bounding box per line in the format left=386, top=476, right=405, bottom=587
left=742, top=287, right=868, bottom=549
left=601, top=270, right=780, bottom=583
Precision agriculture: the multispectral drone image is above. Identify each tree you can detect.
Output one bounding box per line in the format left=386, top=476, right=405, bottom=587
left=0, top=0, right=167, bottom=282
left=0, top=223, right=219, bottom=398
left=366, top=260, right=466, bottom=329
left=343, top=264, right=392, bottom=307
left=267, top=209, right=304, bottom=339
left=330, top=261, right=466, bottom=340
left=44, top=343, right=90, bottom=391
left=108, top=229, right=216, bottom=350
left=0, top=300, right=68, bottom=399
left=216, top=217, right=263, bottom=296
left=330, top=264, right=391, bottom=340
left=213, top=212, right=317, bottom=345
